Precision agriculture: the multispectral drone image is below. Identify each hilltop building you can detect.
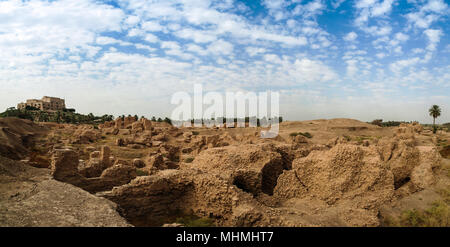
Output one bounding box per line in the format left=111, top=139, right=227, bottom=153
left=17, top=96, right=66, bottom=111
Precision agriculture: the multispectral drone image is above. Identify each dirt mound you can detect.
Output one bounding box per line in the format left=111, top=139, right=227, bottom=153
left=0, top=155, right=130, bottom=226
left=0, top=117, right=48, bottom=160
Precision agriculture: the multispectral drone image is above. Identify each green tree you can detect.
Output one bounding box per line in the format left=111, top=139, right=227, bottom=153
left=163, top=117, right=172, bottom=125
left=429, top=105, right=441, bottom=127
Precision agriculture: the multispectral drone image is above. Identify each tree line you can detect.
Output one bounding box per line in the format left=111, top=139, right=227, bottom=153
left=0, top=107, right=113, bottom=124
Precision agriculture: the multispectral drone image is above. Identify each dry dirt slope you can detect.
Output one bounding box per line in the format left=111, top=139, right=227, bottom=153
left=0, top=118, right=48, bottom=160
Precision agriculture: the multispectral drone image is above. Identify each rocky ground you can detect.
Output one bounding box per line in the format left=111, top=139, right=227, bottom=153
left=0, top=116, right=449, bottom=226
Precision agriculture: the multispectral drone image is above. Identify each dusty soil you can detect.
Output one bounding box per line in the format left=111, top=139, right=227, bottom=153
left=0, top=116, right=449, bottom=227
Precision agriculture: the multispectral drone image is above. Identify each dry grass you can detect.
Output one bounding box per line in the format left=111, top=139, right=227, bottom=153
left=383, top=188, right=450, bottom=227
left=384, top=200, right=449, bottom=227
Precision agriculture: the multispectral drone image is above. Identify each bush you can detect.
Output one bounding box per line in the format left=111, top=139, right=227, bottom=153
left=381, top=121, right=404, bottom=127
left=433, top=125, right=438, bottom=134
left=384, top=200, right=449, bottom=227
left=163, top=117, right=172, bottom=125
left=184, top=157, right=194, bottom=163
left=299, top=132, right=312, bottom=138
left=136, top=169, right=149, bottom=176
left=290, top=132, right=312, bottom=138
left=25, top=105, right=40, bottom=111
left=371, top=119, right=383, bottom=126
left=192, top=131, right=199, bottom=135
left=399, top=201, right=449, bottom=227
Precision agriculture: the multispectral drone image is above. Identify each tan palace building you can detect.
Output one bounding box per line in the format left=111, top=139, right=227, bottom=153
left=17, top=96, right=66, bottom=111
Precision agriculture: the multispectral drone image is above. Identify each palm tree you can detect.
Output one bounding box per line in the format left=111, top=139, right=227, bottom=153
left=428, top=105, right=441, bottom=127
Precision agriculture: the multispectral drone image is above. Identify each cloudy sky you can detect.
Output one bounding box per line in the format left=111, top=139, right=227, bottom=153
left=1, top=0, right=449, bottom=123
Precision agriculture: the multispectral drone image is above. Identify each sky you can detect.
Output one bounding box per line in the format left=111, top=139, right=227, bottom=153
left=0, top=0, right=449, bottom=123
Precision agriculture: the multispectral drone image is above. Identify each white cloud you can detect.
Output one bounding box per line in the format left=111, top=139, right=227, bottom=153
left=207, top=40, right=234, bottom=55
left=186, top=44, right=208, bottom=56
left=355, top=0, right=394, bottom=17
left=0, top=0, right=124, bottom=58
left=424, top=29, right=443, bottom=51
left=412, top=48, right=425, bottom=54
left=127, top=28, right=144, bottom=37
left=332, top=0, right=346, bottom=8
left=406, top=12, right=439, bottom=29
left=96, top=36, right=120, bottom=45
left=406, top=0, right=448, bottom=29
left=141, top=21, right=163, bottom=32
left=394, top=32, right=409, bottom=42
left=371, top=0, right=394, bottom=17
left=365, top=25, right=392, bottom=36
left=390, top=57, right=420, bottom=73
left=344, top=32, right=358, bottom=41
left=293, top=0, right=326, bottom=18
left=124, top=15, right=140, bottom=26
left=264, top=54, right=282, bottom=64
left=346, top=59, right=358, bottom=76
left=245, top=47, right=267, bottom=56
left=174, top=28, right=217, bottom=43
left=0, top=0, right=449, bottom=123
left=376, top=53, right=386, bottom=59
left=422, top=0, right=448, bottom=13
left=290, top=58, right=338, bottom=83
left=144, top=33, right=159, bottom=43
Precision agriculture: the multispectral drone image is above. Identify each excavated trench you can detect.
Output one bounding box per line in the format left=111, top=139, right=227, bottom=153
left=261, top=160, right=286, bottom=195
left=107, top=182, right=197, bottom=227
left=104, top=150, right=296, bottom=226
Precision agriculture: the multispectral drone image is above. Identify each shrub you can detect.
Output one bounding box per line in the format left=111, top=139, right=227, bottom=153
left=381, top=121, right=404, bottom=127
left=290, top=132, right=312, bottom=138
left=384, top=200, right=450, bottom=227
left=184, top=157, right=194, bottom=163
left=192, top=131, right=200, bottom=135
left=136, top=169, right=149, bottom=176
left=163, top=117, right=172, bottom=125
left=299, top=132, right=312, bottom=138
left=371, top=119, right=383, bottom=126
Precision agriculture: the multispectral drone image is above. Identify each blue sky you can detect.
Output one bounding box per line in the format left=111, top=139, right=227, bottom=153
left=0, top=0, right=449, bottom=123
